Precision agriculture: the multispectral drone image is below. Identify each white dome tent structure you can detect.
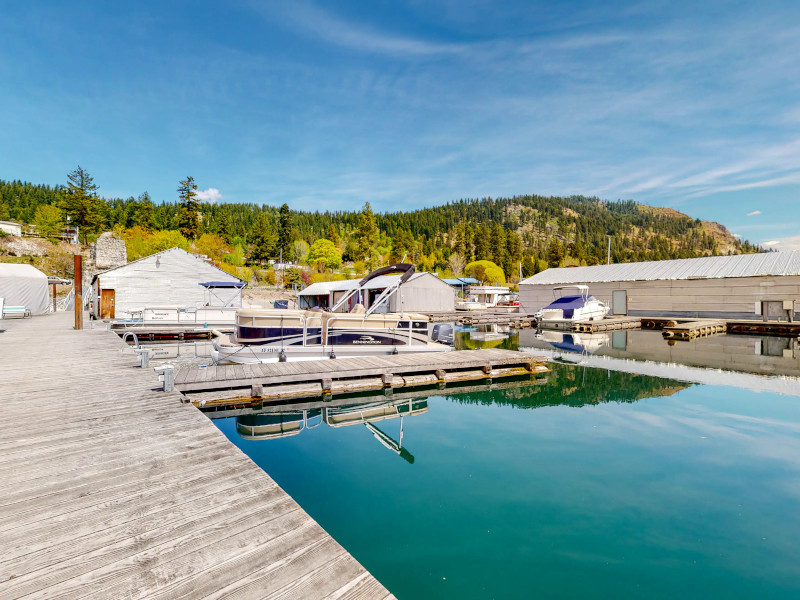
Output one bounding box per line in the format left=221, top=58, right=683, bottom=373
left=0, top=264, right=49, bottom=316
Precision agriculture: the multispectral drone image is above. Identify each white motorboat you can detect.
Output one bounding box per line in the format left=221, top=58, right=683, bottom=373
left=211, top=264, right=453, bottom=364
left=455, top=285, right=511, bottom=311
left=534, top=285, right=609, bottom=329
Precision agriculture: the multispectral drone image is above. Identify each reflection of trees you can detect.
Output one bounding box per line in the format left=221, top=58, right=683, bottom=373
left=449, top=363, right=691, bottom=409
left=456, top=331, right=519, bottom=351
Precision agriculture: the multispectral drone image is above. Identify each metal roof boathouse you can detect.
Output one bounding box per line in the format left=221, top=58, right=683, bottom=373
left=520, top=251, right=800, bottom=320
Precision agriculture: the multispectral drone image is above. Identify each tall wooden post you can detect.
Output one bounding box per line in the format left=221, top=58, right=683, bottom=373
left=74, top=254, right=83, bottom=330
left=52, top=283, right=57, bottom=313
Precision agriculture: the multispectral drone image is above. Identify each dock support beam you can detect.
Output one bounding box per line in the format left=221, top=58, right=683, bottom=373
left=158, top=365, right=175, bottom=392
left=73, top=254, right=83, bottom=330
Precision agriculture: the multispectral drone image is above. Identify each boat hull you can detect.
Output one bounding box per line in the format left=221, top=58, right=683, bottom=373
left=536, top=302, right=610, bottom=329
left=211, top=338, right=452, bottom=364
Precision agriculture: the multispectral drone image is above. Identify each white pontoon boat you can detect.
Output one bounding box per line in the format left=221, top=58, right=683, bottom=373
left=211, top=264, right=453, bottom=364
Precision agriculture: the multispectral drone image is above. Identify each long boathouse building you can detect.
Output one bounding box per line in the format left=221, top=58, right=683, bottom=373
left=520, top=251, right=800, bottom=320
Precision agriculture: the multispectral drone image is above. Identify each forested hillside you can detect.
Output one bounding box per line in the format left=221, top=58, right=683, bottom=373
left=0, top=175, right=761, bottom=284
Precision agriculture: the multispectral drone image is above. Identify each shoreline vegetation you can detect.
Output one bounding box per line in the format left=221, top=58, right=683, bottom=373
left=0, top=171, right=762, bottom=288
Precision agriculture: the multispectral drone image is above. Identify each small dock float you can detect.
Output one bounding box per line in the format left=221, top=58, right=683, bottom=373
left=662, top=319, right=727, bottom=340
left=571, top=316, right=643, bottom=332
left=173, top=349, right=549, bottom=406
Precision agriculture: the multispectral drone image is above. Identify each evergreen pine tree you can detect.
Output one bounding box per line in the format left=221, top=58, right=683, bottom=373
left=250, top=212, right=277, bottom=262
left=355, top=202, right=379, bottom=269
left=136, top=192, right=156, bottom=230
left=278, top=203, right=293, bottom=257
left=175, top=177, right=200, bottom=239
left=60, top=166, right=104, bottom=245
left=218, top=209, right=233, bottom=243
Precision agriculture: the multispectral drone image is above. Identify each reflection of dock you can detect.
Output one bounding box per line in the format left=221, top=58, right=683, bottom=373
left=234, top=398, right=431, bottom=464
left=519, top=328, right=800, bottom=394
left=176, top=349, right=549, bottom=406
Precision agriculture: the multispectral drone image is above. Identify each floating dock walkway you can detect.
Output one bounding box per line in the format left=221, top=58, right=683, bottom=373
left=174, top=349, right=549, bottom=406
left=0, top=312, right=395, bottom=599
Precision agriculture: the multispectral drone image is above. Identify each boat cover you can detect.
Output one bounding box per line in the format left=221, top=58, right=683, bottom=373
left=543, top=294, right=594, bottom=319
left=0, top=263, right=49, bottom=315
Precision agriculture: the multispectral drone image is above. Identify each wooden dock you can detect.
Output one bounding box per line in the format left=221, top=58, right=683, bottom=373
left=174, top=349, right=549, bottom=406
left=0, top=312, right=395, bottom=599
left=571, top=316, right=643, bottom=332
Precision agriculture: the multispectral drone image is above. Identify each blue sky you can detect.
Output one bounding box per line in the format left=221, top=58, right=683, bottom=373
left=1, top=1, right=799, bottom=249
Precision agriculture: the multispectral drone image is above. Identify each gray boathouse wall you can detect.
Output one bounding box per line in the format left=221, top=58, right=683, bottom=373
left=520, top=275, right=800, bottom=320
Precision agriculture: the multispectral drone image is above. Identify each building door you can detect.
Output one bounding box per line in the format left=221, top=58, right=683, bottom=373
left=100, top=289, right=115, bottom=319
left=612, top=290, right=627, bottom=315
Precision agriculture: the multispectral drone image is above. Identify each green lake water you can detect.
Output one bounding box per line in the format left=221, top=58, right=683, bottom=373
left=212, top=360, right=800, bottom=599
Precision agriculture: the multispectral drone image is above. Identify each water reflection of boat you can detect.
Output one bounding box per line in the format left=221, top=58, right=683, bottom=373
left=468, top=323, right=512, bottom=342
left=234, top=398, right=428, bottom=463
left=537, top=330, right=608, bottom=354
left=534, top=285, right=609, bottom=329
left=323, top=399, right=428, bottom=427
left=236, top=409, right=322, bottom=440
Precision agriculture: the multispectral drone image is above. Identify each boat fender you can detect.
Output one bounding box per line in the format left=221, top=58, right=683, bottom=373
left=329, top=351, right=336, bottom=359
left=279, top=349, right=287, bottom=362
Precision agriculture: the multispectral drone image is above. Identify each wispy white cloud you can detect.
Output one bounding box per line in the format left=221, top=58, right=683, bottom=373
left=762, top=235, right=800, bottom=251
left=265, top=1, right=466, bottom=57
left=747, top=210, right=761, bottom=216
left=196, top=188, right=222, bottom=204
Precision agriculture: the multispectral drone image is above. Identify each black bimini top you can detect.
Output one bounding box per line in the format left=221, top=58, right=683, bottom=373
left=358, top=263, right=415, bottom=287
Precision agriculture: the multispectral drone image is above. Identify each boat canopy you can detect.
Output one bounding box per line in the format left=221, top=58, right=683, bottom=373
left=358, top=263, right=415, bottom=286
left=332, top=263, right=416, bottom=315
left=199, top=280, right=245, bottom=307
left=199, top=281, right=247, bottom=288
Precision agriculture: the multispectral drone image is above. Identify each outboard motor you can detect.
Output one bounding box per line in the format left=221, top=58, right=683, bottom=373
left=431, top=323, right=454, bottom=345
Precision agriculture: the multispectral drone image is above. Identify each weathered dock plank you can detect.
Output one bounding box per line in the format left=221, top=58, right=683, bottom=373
left=0, top=312, right=395, bottom=600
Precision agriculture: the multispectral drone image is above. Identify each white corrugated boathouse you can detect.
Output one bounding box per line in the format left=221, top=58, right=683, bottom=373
left=519, top=251, right=800, bottom=320
left=90, top=247, right=244, bottom=319
left=299, top=272, right=455, bottom=313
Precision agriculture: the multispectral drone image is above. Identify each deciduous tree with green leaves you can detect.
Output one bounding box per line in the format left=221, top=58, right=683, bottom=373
left=465, top=260, right=505, bottom=285
left=34, top=204, right=64, bottom=239
left=307, top=238, right=342, bottom=272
